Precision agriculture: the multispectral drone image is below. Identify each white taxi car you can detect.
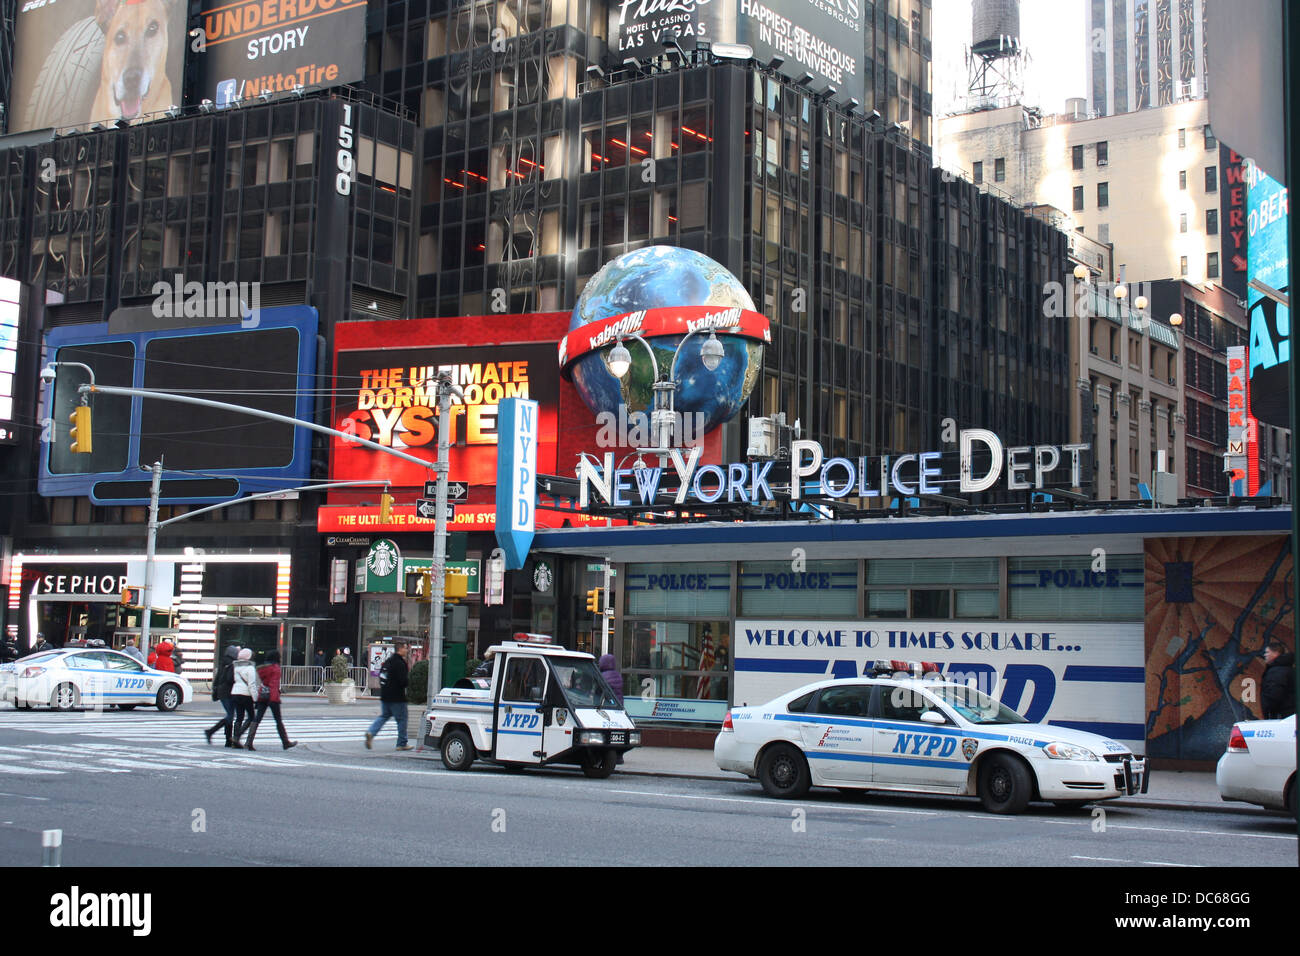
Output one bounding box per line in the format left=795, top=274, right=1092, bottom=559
left=715, top=667, right=1148, bottom=814
left=1215, top=714, right=1296, bottom=817
left=1, top=647, right=193, bottom=712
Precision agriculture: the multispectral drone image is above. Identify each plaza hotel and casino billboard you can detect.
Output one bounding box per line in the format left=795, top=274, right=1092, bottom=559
left=321, top=313, right=618, bottom=534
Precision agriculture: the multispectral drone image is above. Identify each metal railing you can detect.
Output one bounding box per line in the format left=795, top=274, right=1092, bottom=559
left=281, top=666, right=325, bottom=693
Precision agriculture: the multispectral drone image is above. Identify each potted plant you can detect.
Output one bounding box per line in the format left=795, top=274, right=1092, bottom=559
left=325, top=653, right=356, bottom=704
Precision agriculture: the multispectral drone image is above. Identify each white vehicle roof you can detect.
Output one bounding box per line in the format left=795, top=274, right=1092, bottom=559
left=486, top=640, right=595, bottom=661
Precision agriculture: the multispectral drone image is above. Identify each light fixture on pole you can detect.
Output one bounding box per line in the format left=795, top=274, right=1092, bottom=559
left=1169, top=312, right=1183, bottom=327
left=1134, top=294, right=1148, bottom=311
left=1073, top=263, right=1090, bottom=282
left=1114, top=264, right=1127, bottom=300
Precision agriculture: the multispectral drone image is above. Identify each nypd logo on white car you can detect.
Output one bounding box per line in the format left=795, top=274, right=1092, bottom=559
left=715, top=663, right=1148, bottom=813
left=0, top=647, right=193, bottom=712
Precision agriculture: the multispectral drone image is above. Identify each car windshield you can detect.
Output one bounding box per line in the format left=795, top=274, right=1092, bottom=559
left=17, top=652, right=60, bottom=665
left=929, top=684, right=1029, bottom=724
left=550, top=659, right=620, bottom=710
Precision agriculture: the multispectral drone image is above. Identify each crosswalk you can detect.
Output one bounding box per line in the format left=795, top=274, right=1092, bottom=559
left=0, top=711, right=375, bottom=744
left=0, top=711, right=385, bottom=776
left=0, top=741, right=309, bottom=775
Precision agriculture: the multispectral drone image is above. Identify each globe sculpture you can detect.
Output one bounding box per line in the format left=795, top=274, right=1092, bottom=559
left=563, top=246, right=766, bottom=437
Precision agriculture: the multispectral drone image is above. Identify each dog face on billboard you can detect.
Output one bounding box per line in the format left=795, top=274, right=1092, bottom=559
left=91, top=0, right=176, bottom=124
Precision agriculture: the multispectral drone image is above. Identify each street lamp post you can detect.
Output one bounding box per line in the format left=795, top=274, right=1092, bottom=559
left=606, top=328, right=727, bottom=456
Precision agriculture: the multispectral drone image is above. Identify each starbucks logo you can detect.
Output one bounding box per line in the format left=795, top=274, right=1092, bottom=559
left=367, top=540, right=399, bottom=577
left=533, top=562, right=553, bottom=592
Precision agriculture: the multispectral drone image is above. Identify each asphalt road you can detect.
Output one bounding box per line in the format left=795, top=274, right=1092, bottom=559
left=0, top=711, right=1294, bottom=868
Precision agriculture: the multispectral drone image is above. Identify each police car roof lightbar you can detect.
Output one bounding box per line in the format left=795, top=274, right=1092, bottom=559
left=872, top=660, right=942, bottom=677
left=511, top=633, right=554, bottom=645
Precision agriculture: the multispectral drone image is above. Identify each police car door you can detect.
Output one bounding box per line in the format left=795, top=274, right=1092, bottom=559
left=64, top=652, right=104, bottom=705
left=872, top=684, right=967, bottom=791
left=798, top=684, right=874, bottom=783
left=494, top=655, right=547, bottom=763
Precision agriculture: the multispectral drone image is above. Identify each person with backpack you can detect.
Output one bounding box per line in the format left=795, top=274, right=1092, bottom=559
left=204, top=645, right=241, bottom=747
left=243, top=650, right=297, bottom=751
left=365, top=642, right=412, bottom=751
left=229, top=648, right=261, bottom=750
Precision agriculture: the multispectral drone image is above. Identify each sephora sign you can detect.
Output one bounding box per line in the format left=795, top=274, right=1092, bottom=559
left=611, top=0, right=864, bottom=104
left=579, top=430, right=1089, bottom=508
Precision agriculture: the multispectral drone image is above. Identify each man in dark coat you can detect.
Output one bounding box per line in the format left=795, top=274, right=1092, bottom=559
left=1261, top=641, right=1296, bottom=719
left=365, top=643, right=412, bottom=750
left=204, top=645, right=241, bottom=746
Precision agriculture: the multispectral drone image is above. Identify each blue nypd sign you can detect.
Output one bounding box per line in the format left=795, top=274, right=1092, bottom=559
left=495, top=398, right=539, bottom=570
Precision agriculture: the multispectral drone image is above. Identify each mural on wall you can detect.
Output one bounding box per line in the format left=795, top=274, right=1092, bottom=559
left=1144, top=535, right=1293, bottom=762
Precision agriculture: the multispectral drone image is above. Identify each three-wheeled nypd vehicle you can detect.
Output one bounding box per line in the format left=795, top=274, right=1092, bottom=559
left=423, top=635, right=640, bottom=778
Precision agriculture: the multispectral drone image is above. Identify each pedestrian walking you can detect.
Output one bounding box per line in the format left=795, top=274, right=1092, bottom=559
left=119, top=637, right=145, bottom=664
left=33, top=633, right=52, bottom=653
left=204, top=645, right=241, bottom=747
left=365, top=643, right=412, bottom=751
left=599, top=654, right=624, bottom=704
left=171, top=644, right=185, bottom=673
left=243, top=650, right=298, bottom=751
left=229, top=648, right=261, bottom=750
left=1261, top=641, right=1296, bottom=719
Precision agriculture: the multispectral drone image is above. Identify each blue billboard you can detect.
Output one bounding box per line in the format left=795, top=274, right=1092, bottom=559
left=40, top=306, right=319, bottom=504
left=1246, top=166, right=1290, bottom=426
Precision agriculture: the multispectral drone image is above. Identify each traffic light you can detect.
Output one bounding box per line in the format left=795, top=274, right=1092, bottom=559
left=404, top=569, right=431, bottom=602
left=68, top=404, right=93, bottom=454
left=585, top=588, right=601, bottom=613
left=120, top=586, right=142, bottom=606
left=379, top=492, right=394, bottom=522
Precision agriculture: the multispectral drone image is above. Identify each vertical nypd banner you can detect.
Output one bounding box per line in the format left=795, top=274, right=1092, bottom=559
left=495, top=398, right=539, bottom=570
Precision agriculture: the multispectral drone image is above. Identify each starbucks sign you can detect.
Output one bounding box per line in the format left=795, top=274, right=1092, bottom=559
left=357, top=539, right=402, bottom=593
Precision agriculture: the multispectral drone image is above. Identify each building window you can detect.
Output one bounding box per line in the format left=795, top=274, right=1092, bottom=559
left=1208, top=252, right=1220, bottom=278
left=1072, top=144, right=1084, bottom=169
left=973, top=161, right=983, bottom=184
left=1204, top=126, right=1216, bottom=150
left=1098, top=223, right=1110, bottom=244
left=865, top=558, right=1000, bottom=620
left=1073, top=185, right=1084, bottom=211
left=1206, top=208, right=1219, bottom=235
left=1205, top=166, right=1217, bottom=192
left=1179, top=170, right=1187, bottom=190
left=1096, top=141, right=1109, bottom=166
left=1178, top=128, right=1186, bottom=148
left=1180, top=255, right=1188, bottom=276
left=1097, top=182, right=1109, bottom=208
left=1179, top=212, right=1187, bottom=233
left=1008, top=555, right=1144, bottom=620
left=994, top=157, right=1005, bottom=182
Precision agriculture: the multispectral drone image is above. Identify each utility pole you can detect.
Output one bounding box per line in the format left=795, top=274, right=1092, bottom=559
left=424, top=372, right=461, bottom=710
left=601, top=557, right=612, bottom=656
left=140, top=460, right=162, bottom=653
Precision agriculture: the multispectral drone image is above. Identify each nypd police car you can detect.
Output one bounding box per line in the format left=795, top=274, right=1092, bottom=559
left=715, top=664, right=1148, bottom=813
left=1216, top=714, right=1296, bottom=817
left=0, top=646, right=193, bottom=712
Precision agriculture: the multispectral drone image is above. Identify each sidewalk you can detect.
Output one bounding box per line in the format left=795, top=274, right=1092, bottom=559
left=173, top=695, right=1254, bottom=816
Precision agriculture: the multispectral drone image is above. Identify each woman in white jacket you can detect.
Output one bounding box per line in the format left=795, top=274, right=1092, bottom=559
left=229, top=648, right=261, bottom=750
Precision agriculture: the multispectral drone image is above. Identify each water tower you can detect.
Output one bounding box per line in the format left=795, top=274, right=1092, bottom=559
left=966, top=0, right=1027, bottom=110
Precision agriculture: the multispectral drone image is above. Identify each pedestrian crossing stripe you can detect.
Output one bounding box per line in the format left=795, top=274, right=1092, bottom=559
left=0, top=712, right=375, bottom=743
left=0, top=741, right=311, bottom=775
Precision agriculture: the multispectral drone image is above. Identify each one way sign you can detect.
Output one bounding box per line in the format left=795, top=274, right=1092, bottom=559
left=425, top=481, right=469, bottom=501
left=417, top=499, right=454, bottom=520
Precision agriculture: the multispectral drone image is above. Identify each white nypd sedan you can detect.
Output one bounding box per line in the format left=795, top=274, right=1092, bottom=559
left=1216, top=714, right=1296, bottom=817
left=0, top=647, right=193, bottom=712
left=715, top=667, right=1148, bottom=813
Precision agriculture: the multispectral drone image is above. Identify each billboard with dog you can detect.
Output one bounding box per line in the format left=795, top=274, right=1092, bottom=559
left=196, top=0, right=367, bottom=106
left=9, top=0, right=187, bottom=133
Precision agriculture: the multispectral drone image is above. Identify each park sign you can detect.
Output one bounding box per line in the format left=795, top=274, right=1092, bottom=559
left=495, top=398, right=539, bottom=569
left=578, top=429, right=1090, bottom=508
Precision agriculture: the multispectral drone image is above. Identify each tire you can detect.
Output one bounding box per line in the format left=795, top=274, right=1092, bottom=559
left=155, top=684, right=181, bottom=712
left=51, top=683, right=80, bottom=711
left=978, top=753, right=1033, bottom=814
left=440, top=729, right=476, bottom=771
left=581, top=749, right=617, bottom=779
left=758, top=743, right=811, bottom=799
left=21, top=17, right=105, bottom=131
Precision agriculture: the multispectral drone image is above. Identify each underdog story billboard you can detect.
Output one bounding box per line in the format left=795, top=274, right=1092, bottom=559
left=198, top=0, right=367, bottom=104
left=9, top=0, right=187, bottom=132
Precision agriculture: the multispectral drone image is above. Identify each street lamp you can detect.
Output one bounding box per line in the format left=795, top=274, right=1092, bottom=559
left=606, top=328, right=730, bottom=453
left=1169, top=312, right=1184, bottom=327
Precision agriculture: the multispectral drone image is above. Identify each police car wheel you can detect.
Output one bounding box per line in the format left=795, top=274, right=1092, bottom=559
left=441, top=730, right=476, bottom=771
left=758, top=744, right=810, bottom=799
left=978, top=753, right=1032, bottom=814
left=155, top=685, right=181, bottom=712
left=51, top=683, right=79, bottom=711
left=581, top=749, right=617, bottom=779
